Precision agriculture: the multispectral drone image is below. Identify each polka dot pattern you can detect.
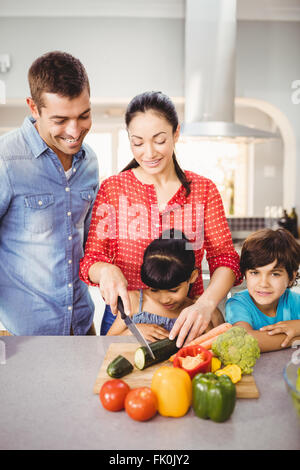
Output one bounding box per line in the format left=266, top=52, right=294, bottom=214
left=79, top=169, right=242, bottom=297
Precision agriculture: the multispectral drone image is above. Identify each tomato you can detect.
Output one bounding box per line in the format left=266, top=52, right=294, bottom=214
left=99, top=379, right=130, bottom=412
left=125, top=387, right=157, bottom=421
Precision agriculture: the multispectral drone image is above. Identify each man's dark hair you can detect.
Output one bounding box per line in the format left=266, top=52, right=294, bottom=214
left=240, top=228, right=300, bottom=286
left=28, top=51, right=90, bottom=112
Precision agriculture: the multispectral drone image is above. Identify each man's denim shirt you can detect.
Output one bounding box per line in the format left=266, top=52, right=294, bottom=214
left=0, top=117, right=99, bottom=335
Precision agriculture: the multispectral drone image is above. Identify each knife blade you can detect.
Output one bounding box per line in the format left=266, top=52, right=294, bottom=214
left=117, top=296, right=155, bottom=360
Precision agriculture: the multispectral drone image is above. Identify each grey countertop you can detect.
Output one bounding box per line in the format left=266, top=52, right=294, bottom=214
left=0, top=336, right=299, bottom=450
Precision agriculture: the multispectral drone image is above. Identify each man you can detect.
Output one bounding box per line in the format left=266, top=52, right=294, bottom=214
left=0, top=51, right=99, bottom=335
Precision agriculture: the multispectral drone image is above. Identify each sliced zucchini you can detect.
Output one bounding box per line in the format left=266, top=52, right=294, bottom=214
left=134, top=338, right=179, bottom=370
left=106, top=355, right=134, bottom=378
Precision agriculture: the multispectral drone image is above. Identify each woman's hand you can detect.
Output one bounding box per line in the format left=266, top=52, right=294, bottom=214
left=169, top=267, right=235, bottom=348
left=96, top=263, right=131, bottom=316
left=260, top=320, right=300, bottom=347
left=125, top=323, right=169, bottom=342
left=169, top=298, right=216, bottom=348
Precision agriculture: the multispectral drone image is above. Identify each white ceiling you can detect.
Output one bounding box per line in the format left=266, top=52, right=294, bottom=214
left=0, top=0, right=300, bottom=20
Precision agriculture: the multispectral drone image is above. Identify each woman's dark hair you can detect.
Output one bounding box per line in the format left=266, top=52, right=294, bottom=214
left=240, top=228, right=300, bottom=286
left=122, top=91, right=191, bottom=197
left=141, top=229, right=196, bottom=289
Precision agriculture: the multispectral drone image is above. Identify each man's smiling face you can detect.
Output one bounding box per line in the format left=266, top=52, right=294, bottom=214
left=27, top=87, right=92, bottom=159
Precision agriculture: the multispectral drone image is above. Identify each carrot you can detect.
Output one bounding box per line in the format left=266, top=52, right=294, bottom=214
left=186, top=323, right=232, bottom=348
left=196, top=338, right=216, bottom=350
left=168, top=323, right=232, bottom=362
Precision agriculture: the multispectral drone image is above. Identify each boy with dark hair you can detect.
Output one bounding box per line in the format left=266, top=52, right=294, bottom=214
left=225, top=228, right=300, bottom=351
left=0, top=51, right=99, bottom=335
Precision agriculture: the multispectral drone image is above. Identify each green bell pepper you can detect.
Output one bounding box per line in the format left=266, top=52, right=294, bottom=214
left=192, top=372, right=236, bottom=422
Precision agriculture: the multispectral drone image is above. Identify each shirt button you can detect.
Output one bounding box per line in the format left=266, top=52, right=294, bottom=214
left=67, top=211, right=72, bottom=216
left=68, top=283, right=72, bottom=288
left=65, top=187, right=70, bottom=192
left=68, top=259, right=72, bottom=264
left=38, top=200, right=43, bottom=206
left=68, top=236, right=72, bottom=240
left=73, top=168, right=76, bottom=173
left=88, top=195, right=91, bottom=199
left=68, top=306, right=72, bottom=311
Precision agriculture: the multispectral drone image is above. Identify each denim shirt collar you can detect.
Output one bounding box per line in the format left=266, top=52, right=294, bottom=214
left=21, top=116, right=86, bottom=160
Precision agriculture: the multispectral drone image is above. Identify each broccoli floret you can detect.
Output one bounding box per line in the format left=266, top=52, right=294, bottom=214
left=226, top=345, right=241, bottom=363
left=228, top=326, right=246, bottom=338
left=212, top=326, right=260, bottom=374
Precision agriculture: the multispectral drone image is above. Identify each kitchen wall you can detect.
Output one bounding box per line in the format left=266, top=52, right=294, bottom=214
left=0, top=10, right=299, bottom=333
left=0, top=15, right=299, bottom=212
left=235, top=106, right=284, bottom=216
left=0, top=16, right=184, bottom=99
left=236, top=20, right=300, bottom=213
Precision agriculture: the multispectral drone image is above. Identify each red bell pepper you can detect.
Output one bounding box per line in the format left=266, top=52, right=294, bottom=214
left=173, top=344, right=212, bottom=379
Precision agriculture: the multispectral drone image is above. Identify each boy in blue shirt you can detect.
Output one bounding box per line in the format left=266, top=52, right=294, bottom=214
left=226, top=228, right=300, bottom=351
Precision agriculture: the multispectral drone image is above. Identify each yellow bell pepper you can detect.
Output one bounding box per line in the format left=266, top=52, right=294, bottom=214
left=215, top=364, right=242, bottom=384
left=211, top=357, right=222, bottom=373
left=151, top=366, right=192, bottom=417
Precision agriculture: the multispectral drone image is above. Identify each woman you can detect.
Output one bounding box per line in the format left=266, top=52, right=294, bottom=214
left=79, top=91, right=241, bottom=347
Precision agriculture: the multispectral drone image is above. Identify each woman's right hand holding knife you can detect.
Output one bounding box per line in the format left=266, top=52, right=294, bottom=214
left=88, top=262, right=132, bottom=317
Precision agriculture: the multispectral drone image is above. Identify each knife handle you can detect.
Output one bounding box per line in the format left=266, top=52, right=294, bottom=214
left=117, top=296, right=127, bottom=320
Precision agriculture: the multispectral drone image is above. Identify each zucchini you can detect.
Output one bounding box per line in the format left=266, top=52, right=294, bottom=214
left=106, top=355, right=134, bottom=378
left=134, top=338, right=179, bottom=370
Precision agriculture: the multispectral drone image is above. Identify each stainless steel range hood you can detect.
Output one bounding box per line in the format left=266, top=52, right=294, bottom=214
left=181, top=0, right=279, bottom=141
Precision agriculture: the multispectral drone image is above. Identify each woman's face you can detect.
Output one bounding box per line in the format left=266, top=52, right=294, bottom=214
left=127, top=110, right=180, bottom=176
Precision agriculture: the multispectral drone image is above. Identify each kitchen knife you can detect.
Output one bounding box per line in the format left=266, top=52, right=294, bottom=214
left=117, top=296, right=155, bottom=359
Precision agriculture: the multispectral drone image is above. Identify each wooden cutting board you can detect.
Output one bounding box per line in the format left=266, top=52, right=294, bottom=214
left=93, top=343, right=259, bottom=399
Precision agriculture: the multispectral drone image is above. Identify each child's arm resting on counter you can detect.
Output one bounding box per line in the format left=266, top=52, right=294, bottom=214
left=232, top=320, right=300, bottom=352
left=225, top=295, right=300, bottom=352
left=259, top=320, right=300, bottom=348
